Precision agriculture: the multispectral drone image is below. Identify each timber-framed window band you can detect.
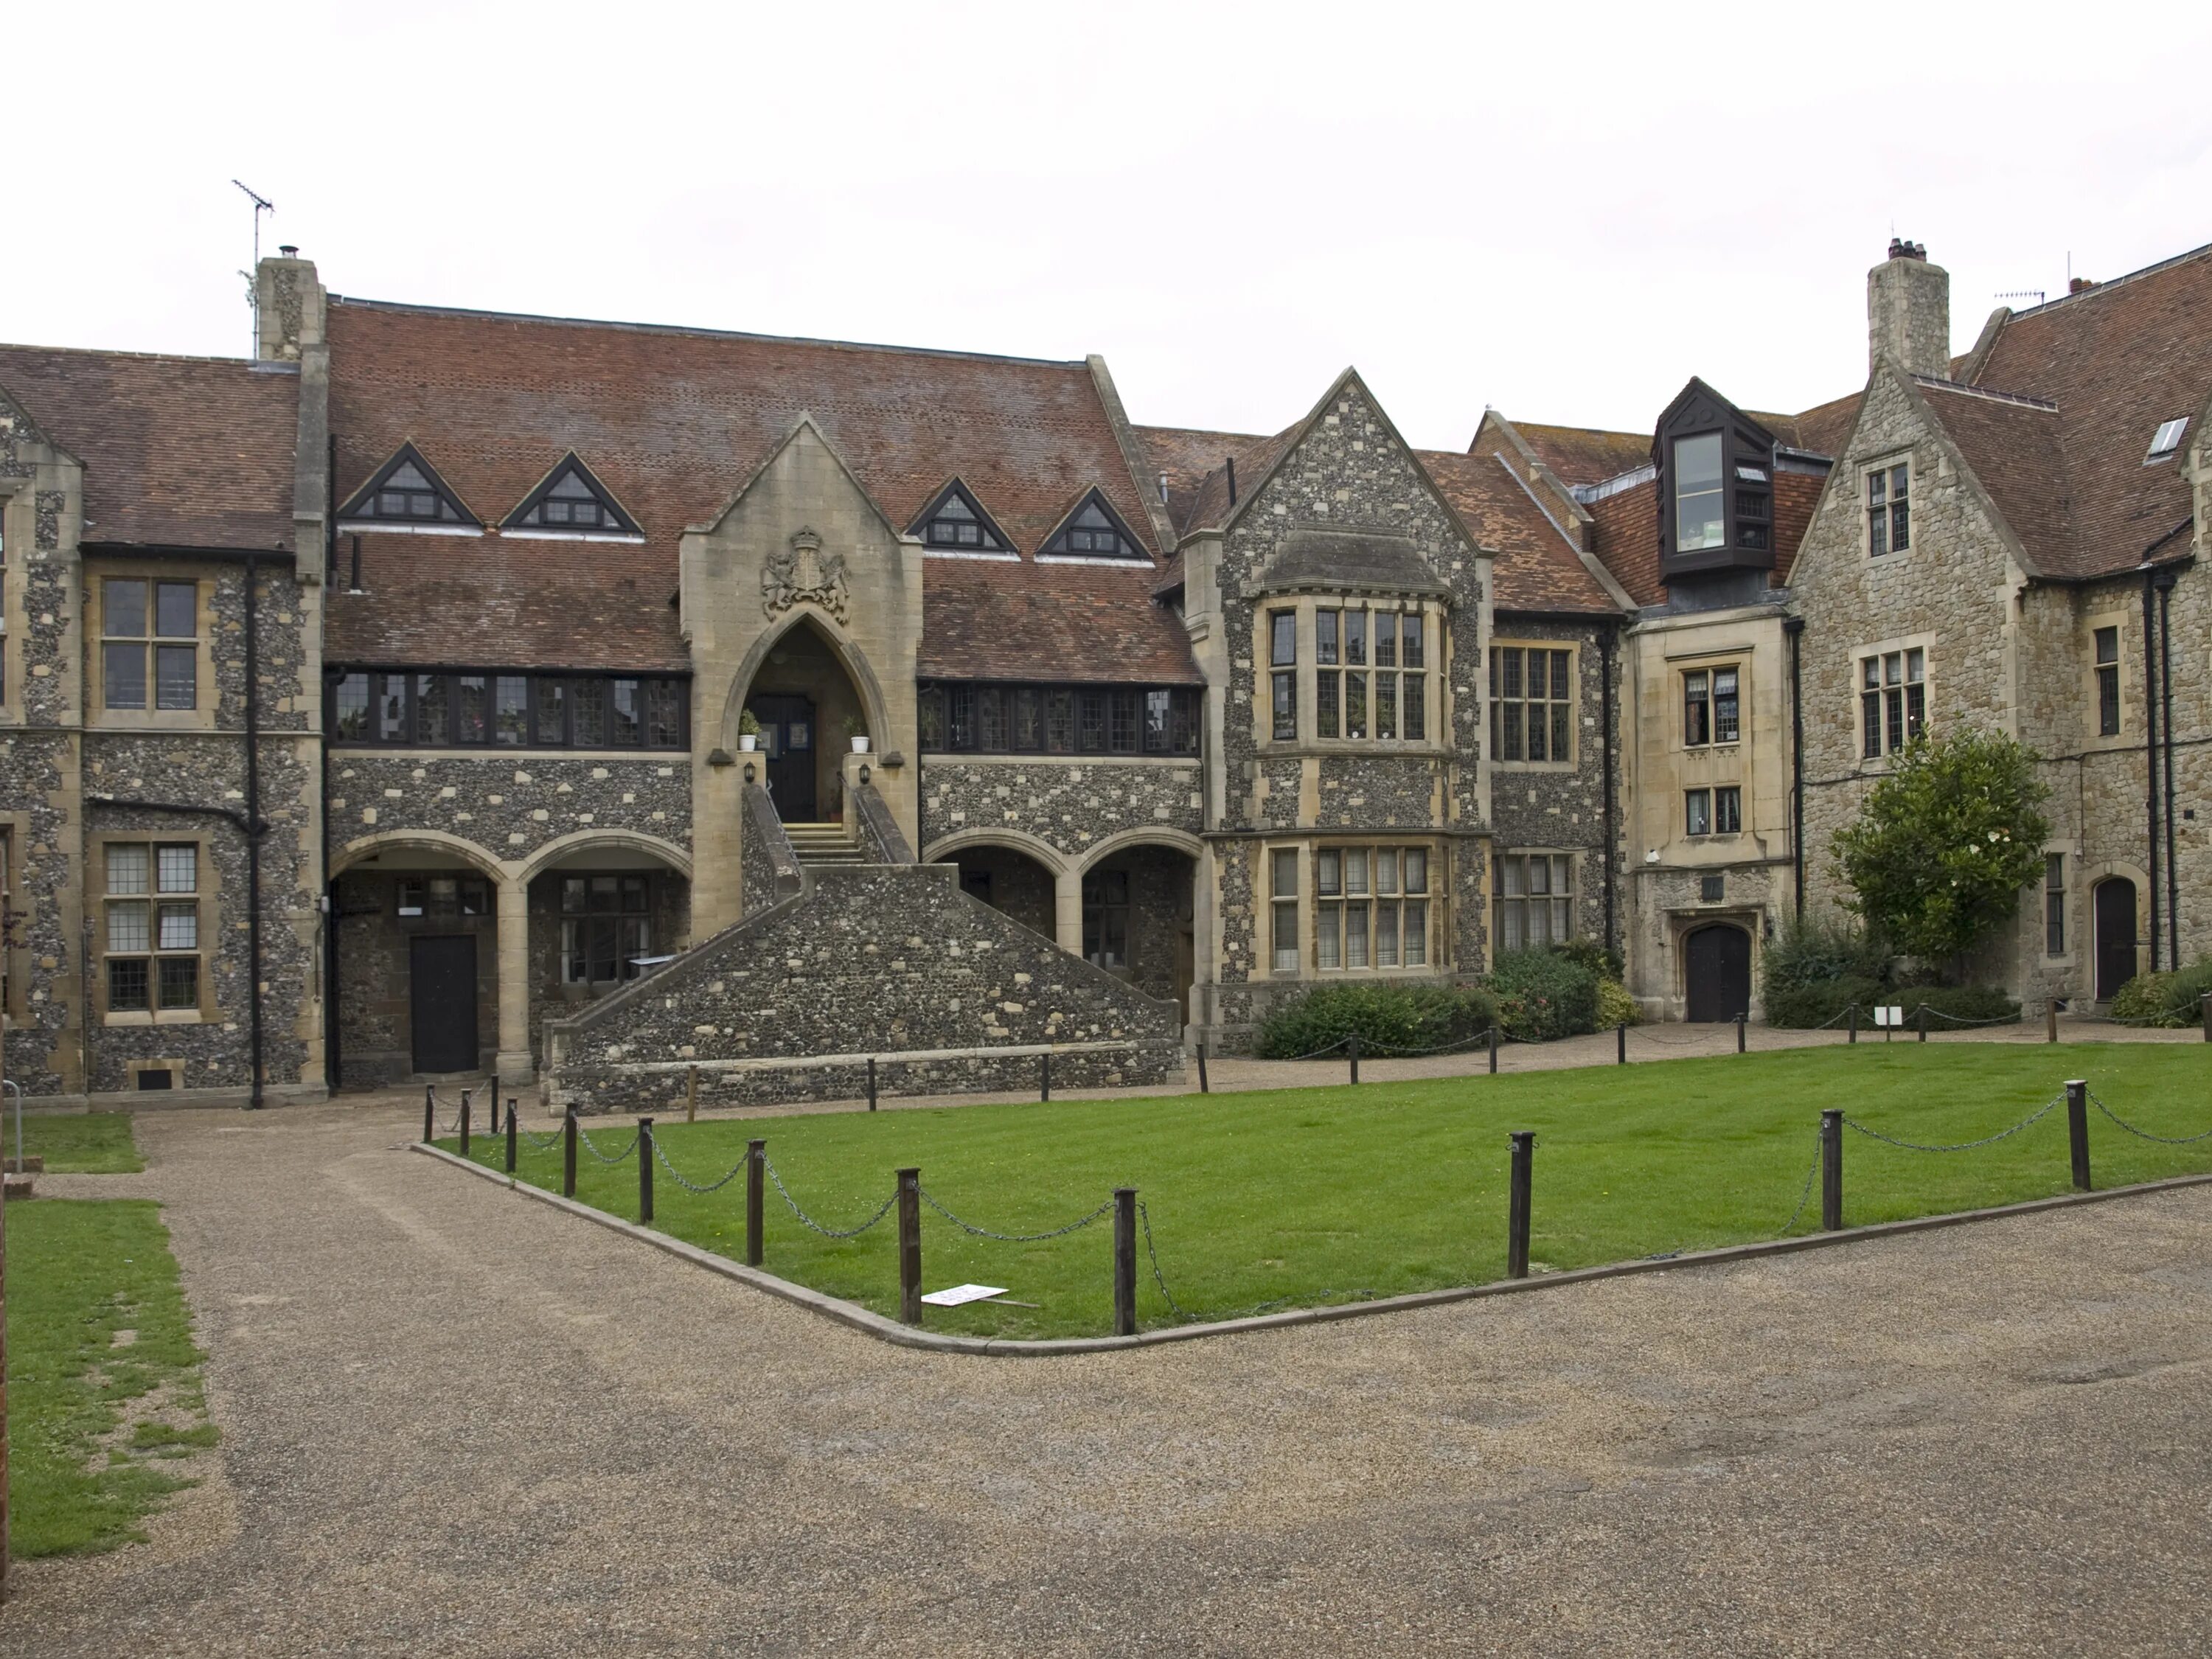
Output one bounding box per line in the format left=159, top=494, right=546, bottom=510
left=328, top=669, right=688, bottom=750
left=918, top=683, right=1200, bottom=756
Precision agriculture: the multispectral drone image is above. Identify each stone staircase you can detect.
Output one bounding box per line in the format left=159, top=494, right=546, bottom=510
left=782, top=819, right=866, bottom=867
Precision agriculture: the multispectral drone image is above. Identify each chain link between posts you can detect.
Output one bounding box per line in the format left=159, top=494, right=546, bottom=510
left=1137, top=1201, right=1189, bottom=1321
left=762, top=1156, right=899, bottom=1239
left=649, top=1130, right=753, bottom=1194
left=919, top=1189, right=1115, bottom=1243
left=1842, top=1090, right=2065, bottom=1153
left=2089, top=1090, right=2212, bottom=1145
left=575, top=1124, right=640, bottom=1165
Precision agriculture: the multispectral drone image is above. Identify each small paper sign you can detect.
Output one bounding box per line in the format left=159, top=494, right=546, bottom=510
left=920, top=1283, right=1009, bottom=1308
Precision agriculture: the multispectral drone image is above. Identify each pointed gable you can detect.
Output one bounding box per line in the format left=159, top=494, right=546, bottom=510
left=338, top=442, right=479, bottom=529
left=503, top=452, right=640, bottom=538
left=1037, top=487, right=1150, bottom=562
left=909, top=478, right=1015, bottom=558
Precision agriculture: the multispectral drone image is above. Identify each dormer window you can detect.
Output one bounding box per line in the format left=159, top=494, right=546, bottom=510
left=338, top=443, right=479, bottom=530
left=911, top=481, right=1013, bottom=557
left=2146, top=417, right=2188, bottom=462
left=1653, top=380, right=1777, bottom=577
left=1673, top=434, right=1725, bottom=552
left=504, top=453, right=639, bottom=538
left=1040, top=489, right=1147, bottom=562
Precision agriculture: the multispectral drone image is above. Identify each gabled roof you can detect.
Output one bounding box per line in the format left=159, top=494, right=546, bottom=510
left=0, top=344, right=299, bottom=551
left=504, top=451, right=641, bottom=536
left=1506, top=422, right=1651, bottom=489
left=1419, top=450, right=1622, bottom=616
left=322, top=297, right=1167, bottom=668
left=1133, top=423, right=1270, bottom=538
left=919, top=557, right=1201, bottom=684
left=1943, top=240, right=2212, bottom=579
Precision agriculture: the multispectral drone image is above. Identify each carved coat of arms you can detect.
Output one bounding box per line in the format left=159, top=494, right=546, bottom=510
left=762, top=528, right=849, bottom=622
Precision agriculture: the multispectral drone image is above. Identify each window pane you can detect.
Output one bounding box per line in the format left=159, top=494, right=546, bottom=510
left=1551, top=702, right=1571, bottom=762
left=1272, top=900, right=1300, bottom=973
left=1551, top=653, right=1571, bottom=700
left=979, top=687, right=1009, bottom=751
left=1526, top=697, right=1547, bottom=762
left=1171, top=689, right=1200, bottom=754
left=1317, top=849, right=1340, bottom=896
left=1344, top=672, right=1366, bottom=740
left=1404, top=901, right=1426, bottom=966
left=455, top=675, right=488, bottom=742
left=1405, top=674, right=1425, bottom=740
left=1270, top=611, right=1297, bottom=666
left=1714, top=668, right=1739, bottom=743
left=1109, top=689, right=1140, bottom=753
left=334, top=672, right=369, bottom=740
left=1272, top=848, right=1298, bottom=897
left=157, top=845, right=195, bottom=892
left=948, top=685, right=977, bottom=749
left=1404, top=849, right=1427, bottom=893
left=1376, top=849, right=1398, bottom=895
left=609, top=680, right=641, bottom=744
left=108, top=844, right=150, bottom=894
left=1674, top=432, right=1725, bottom=551
left=1318, top=672, right=1338, bottom=740
left=153, top=644, right=196, bottom=709
left=1402, top=613, right=1423, bottom=669
left=1144, top=689, right=1169, bottom=752
left=1271, top=672, right=1295, bottom=742
left=108, top=956, right=150, bottom=1012
left=1079, top=690, right=1107, bottom=751
left=1375, top=674, right=1397, bottom=740
left=1687, top=790, right=1710, bottom=835
left=105, top=641, right=147, bottom=709
left=1047, top=689, right=1074, bottom=752
left=105, top=579, right=148, bottom=638
left=155, top=582, right=197, bottom=637
left=1317, top=610, right=1338, bottom=665
left=414, top=674, right=450, bottom=743
left=158, top=901, right=198, bottom=950
left=1717, top=787, right=1740, bottom=834
left=573, top=680, right=607, bottom=745
left=1374, top=615, right=1397, bottom=668
left=1018, top=689, right=1046, bottom=752
left=496, top=676, right=529, bottom=745
left=1346, top=903, right=1369, bottom=970
left=1345, top=611, right=1366, bottom=666
left=108, top=899, right=150, bottom=952
left=1317, top=904, right=1340, bottom=970
left=1345, top=849, right=1368, bottom=897
left=1377, top=902, right=1398, bottom=967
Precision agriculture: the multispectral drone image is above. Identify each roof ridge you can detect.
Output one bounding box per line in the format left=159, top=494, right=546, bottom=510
left=0, top=341, right=260, bottom=369
left=325, top=294, right=1090, bottom=371
left=2002, top=238, right=2212, bottom=321
left=1913, top=376, right=2059, bottom=411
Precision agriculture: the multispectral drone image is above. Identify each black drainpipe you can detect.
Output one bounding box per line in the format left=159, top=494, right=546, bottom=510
left=1225, top=456, right=1237, bottom=509
left=1599, top=625, right=1618, bottom=960
left=244, top=553, right=266, bottom=1109
left=1785, top=616, right=1806, bottom=923
left=2140, top=571, right=2161, bottom=973
left=2157, top=567, right=2180, bottom=967
left=321, top=674, right=338, bottom=1092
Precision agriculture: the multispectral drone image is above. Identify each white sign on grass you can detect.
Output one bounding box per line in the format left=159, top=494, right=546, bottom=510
left=919, top=1283, right=1009, bottom=1308
left=1874, top=1005, right=1907, bottom=1027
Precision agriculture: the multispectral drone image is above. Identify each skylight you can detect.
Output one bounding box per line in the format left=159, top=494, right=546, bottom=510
left=2146, top=417, right=2189, bottom=462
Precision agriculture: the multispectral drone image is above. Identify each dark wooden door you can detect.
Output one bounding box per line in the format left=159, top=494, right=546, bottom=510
left=410, top=934, right=479, bottom=1074
left=750, top=694, right=816, bottom=820
left=1684, top=924, right=1750, bottom=1023
left=2094, top=878, right=2138, bottom=1001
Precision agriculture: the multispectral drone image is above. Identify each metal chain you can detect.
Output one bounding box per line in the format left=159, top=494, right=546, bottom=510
left=762, top=1157, right=898, bottom=1238
left=1842, top=1090, right=2065, bottom=1153
left=1913, top=1004, right=2020, bottom=1027
left=1136, top=1200, right=1190, bottom=1321
left=919, top=1189, right=1114, bottom=1242
left=1625, top=1023, right=1736, bottom=1048
left=2074, top=1007, right=2201, bottom=1028
left=650, top=1133, right=752, bottom=1194
left=518, top=1127, right=565, bottom=1152
left=2089, top=1090, right=2212, bottom=1145
left=575, top=1125, right=640, bottom=1164
left=1778, top=1127, right=1823, bottom=1234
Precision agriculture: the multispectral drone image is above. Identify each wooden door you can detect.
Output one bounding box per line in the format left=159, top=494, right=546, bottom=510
left=749, top=695, right=816, bottom=820
left=1684, top=924, right=1750, bottom=1023
left=410, top=934, right=479, bottom=1074
left=2094, top=878, right=2138, bottom=1001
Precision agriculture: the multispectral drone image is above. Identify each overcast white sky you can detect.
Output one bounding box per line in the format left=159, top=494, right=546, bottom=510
left=10, top=2, right=2209, bottom=449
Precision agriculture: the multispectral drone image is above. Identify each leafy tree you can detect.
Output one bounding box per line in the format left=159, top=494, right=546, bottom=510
left=1831, top=726, right=2050, bottom=970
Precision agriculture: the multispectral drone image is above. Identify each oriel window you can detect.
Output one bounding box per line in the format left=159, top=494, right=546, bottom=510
left=1673, top=433, right=1725, bottom=552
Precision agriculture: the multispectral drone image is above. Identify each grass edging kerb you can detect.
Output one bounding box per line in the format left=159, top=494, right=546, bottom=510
left=411, top=1142, right=2212, bottom=1355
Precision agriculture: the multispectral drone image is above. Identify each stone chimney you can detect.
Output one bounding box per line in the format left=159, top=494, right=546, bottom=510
left=1867, top=240, right=1950, bottom=380
left=255, top=248, right=326, bottom=362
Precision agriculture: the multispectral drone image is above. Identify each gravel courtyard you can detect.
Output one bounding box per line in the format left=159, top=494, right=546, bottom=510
left=4, top=1093, right=2209, bottom=1656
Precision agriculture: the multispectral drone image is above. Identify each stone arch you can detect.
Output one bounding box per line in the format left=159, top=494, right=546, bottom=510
left=330, top=827, right=507, bottom=880
left=517, top=827, right=694, bottom=884
left=1073, top=825, right=1205, bottom=874
left=717, top=606, right=894, bottom=756
left=922, top=826, right=1074, bottom=876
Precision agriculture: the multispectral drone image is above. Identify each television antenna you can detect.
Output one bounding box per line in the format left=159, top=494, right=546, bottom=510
left=1994, top=288, right=2046, bottom=307
left=233, top=179, right=274, bottom=353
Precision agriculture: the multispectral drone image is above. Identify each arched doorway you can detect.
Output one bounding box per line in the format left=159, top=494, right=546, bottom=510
left=1683, top=923, right=1750, bottom=1023
left=1079, top=843, right=1198, bottom=1020
left=2094, top=877, right=2138, bottom=1000
left=946, top=844, right=1057, bottom=940
left=739, top=616, right=867, bottom=823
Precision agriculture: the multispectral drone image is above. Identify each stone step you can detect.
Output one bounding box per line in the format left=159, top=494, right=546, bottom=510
left=3, top=1172, right=34, bottom=1200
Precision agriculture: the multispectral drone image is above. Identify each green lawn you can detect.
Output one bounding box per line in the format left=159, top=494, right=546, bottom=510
left=10, top=1112, right=145, bottom=1174
left=442, top=1044, right=2212, bottom=1340
left=4, top=1199, right=213, bottom=1557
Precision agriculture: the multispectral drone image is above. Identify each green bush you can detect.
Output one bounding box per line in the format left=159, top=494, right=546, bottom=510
left=1487, top=948, right=1599, bottom=1042
left=1596, top=978, right=1642, bottom=1029
left=1551, top=936, right=1625, bottom=983
left=1907, top=985, right=2020, bottom=1026
left=1762, top=914, right=1890, bottom=999
left=2109, top=957, right=2212, bottom=1027
left=1764, top=975, right=1887, bottom=1031
left=1253, top=981, right=1500, bottom=1059
left=1766, top=976, right=2018, bottom=1030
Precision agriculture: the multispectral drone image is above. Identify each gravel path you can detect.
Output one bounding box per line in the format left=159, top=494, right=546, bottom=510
left=5, top=1097, right=2210, bottom=1655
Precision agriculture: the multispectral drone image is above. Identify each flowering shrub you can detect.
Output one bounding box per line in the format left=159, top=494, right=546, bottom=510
left=1486, top=948, right=1599, bottom=1042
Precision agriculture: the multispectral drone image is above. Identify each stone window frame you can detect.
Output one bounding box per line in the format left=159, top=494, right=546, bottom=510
left=559, top=871, right=655, bottom=987
left=1262, top=840, right=1439, bottom=978
left=91, top=828, right=219, bottom=1026
left=88, top=564, right=215, bottom=731
left=2042, top=846, right=2076, bottom=962
left=2083, top=610, right=2131, bottom=748
left=1252, top=596, right=1447, bottom=757
left=1851, top=630, right=1934, bottom=767
left=1684, top=785, right=1742, bottom=838
left=1487, top=639, right=1579, bottom=771
left=1680, top=661, right=1742, bottom=749
left=1495, top=849, right=1576, bottom=954
left=1863, top=453, right=1913, bottom=559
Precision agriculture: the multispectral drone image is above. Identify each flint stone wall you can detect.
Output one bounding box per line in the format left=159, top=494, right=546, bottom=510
left=545, top=863, right=1183, bottom=1112
left=919, top=759, right=1203, bottom=861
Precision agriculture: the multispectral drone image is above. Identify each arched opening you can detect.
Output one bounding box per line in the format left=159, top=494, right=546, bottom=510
left=2093, top=877, right=2138, bottom=1001
left=947, top=844, right=1057, bottom=940
left=529, top=842, right=692, bottom=1060
left=736, top=615, right=869, bottom=824
left=329, top=840, right=507, bottom=1085
left=1081, top=843, right=1198, bottom=1020
left=1682, top=922, right=1751, bottom=1023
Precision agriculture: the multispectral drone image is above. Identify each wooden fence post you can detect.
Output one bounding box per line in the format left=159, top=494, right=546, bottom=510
left=562, top=1111, right=577, bottom=1198
left=866, top=1055, right=878, bottom=1111
left=1848, top=1005, right=1859, bottom=1045
left=2067, top=1079, right=2090, bottom=1192
left=1616, top=1023, right=1626, bottom=1065
left=459, top=1090, right=472, bottom=1156
left=1736, top=1012, right=1747, bottom=1054
left=505, top=1101, right=518, bottom=1175
left=1506, top=1132, right=1534, bottom=1279
left=1197, top=1040, right=1209, bottom=1094
left=746, top=1139, right=766, bottom=1266
left=638, top=1119, right=654, bottom=1224
left=422, top=1085, right=434, bottom=1144
left=1820, top=1110, right=1843, bottom=1231
left=1917, top=1004, right=1928, bottom=1043
left=1488, top=1026, right=1499, bottom=1074
left=1113, top=1188, right=1138, bottom=1336
left=2202, top=993, right=2211, bottom=1043
left=2047, top=1001, right=2060, bottom=1043
left=686, top=1064, right=698, bottom=1124
left=897, top=1168, right=922, bottom=1325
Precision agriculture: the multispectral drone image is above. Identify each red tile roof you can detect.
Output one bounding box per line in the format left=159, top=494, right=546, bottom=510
left=0, top=345, right=299, bottom=552
left=1508, top=422, right=1651, bottom=487
left=1133, top=423, right=1266, bottom=538
left=1420, top=450, right=1621, bottom=615
left=1586, top=476, right=1663, bottom=607
left=324, top=299, right=1167, bottom=669
left=1948, top=242, right=2212, bottom=578
left=920, top=557, right=1200, bottom=684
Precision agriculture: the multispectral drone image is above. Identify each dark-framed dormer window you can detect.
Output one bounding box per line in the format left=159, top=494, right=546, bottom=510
left=504, top=453, right=639, bottom=538
left=1655, top=380, right=1776, bottom=576
left=337, top=442, right=479, bottom=529
left=912, top=480, right=1013, bottom=556
left=1040, top=489, right=1147, bottom=561
left=1673, top=433, right=1725, bottom=552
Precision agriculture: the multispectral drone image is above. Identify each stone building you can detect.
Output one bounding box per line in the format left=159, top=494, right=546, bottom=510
left=1, top=234, right=2205, bottom=1106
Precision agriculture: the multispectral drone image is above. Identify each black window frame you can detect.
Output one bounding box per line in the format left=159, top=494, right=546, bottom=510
left=502, top=452, right=640, bottom=537
left=911, top=479, right=1015, bottom=555
left=2094, top=626, right=2121, bottom=737
left=335, top=442, right=481, bottom=529
left=327, top=667, right=690, bottom=751
left=1654, top=382, right=1777, bottom=578
left=916, top=681, right=1202, bottom=757
left=1040, top=488, right=1150, bottom=563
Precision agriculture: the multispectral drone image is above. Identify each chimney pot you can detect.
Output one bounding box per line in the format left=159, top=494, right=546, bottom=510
left=2069, top=276, right=2095, bottom=294
left=278, top=244, right=298, bottom=257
